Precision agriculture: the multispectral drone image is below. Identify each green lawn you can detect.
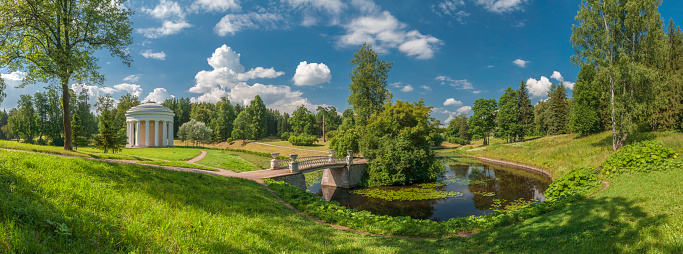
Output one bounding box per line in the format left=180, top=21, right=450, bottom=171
left=2, top=149, right=682, bottom=253
left=194, top=149, right=260, bottom=172
left=463, top=131, right=683, bottom=179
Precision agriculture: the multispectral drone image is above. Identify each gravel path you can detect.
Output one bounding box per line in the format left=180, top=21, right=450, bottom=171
left=186, top=150, right=207, bottom=163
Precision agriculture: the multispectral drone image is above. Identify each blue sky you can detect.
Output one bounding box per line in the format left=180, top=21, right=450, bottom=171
left=2, top=0, right=683, bottom=123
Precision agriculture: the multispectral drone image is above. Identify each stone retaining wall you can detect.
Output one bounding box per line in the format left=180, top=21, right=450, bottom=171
left=270, top=173, right=306, bottom=189
left=463, top=155, right=554, bottom=180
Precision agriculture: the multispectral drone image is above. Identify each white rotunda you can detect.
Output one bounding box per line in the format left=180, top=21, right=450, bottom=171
left=125, top=101, right=175, bottom=148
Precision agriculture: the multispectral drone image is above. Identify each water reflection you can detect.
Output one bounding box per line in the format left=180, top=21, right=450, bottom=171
left=306, top=157, right=551, bottom=221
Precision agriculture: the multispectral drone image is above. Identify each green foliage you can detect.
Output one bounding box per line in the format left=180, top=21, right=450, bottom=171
left=496, top=87, right=519, bottom=142
left=351, top=183, right=463, bottom=201
left=279, top=131, right=291, bottom=141
left=94, top=96, right=126, bottom=153
left=517, top=81, right=534, bottom=140
left=0, top=0, right=134, bottom=150
left=544, top=167, right=599, bottom=200
left=71, top=113, right=89, bottom=149
left=446, top=114, right=469, bottom=141
left=231, top=110, right=251, bottom=140
left=570, top=64, right=604, bottom=136
left=8, top=95, right=38, bottom=143
left=288, top=133, right=318, bottom=146
left=548, top=83, right=570, bottom=135
left=177, top=119, right=213, bottom=146
left=469, top=98, right=497, bottom=145
left=329, top=128, right=360, bottom=157
left=362, top=100, right=444, bottom=186
left=601, top=141, right=678, bottom=175
left=290, top=105, right=317, bottom=135
left=348, top=43, right=393, bottom=126
left=245, top=95, right=268, bottom=140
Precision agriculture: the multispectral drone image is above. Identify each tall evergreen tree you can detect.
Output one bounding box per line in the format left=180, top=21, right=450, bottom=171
left=0, top=110, right=8, bottom=140
left=116, top=93, right=140, bottom=128
left=650, top=18, right=683, bottom=131
left=348, top=43, right=393, bottom=127
left=570, top=64, right=603, bottom=136
left=245, top=95, right=268, bottom=140
left=548, top=84, right=570, bottom=135
left=94, top=95, right=126, bottom=153
left=516, top=81, right=533, bottom=141
left=9, top=95, right=38, bottom=143
left=72, top=113, right=89, bottom=149
left=497, top=87, right=519, bottom=143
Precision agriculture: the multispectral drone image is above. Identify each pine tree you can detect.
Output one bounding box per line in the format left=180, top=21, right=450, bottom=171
left=548, top=84, right=569, bottom=135
left=94, top=95, right=125, bottom=153
left=517, top=81, right=533, bottom=141
left=245, top=95, right=268, bottom=140
left=72, top=113, right=89, bottom=149
left=570, top=65, right=603, bottom=136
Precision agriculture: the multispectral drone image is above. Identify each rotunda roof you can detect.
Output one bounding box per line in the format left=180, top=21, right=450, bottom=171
left=126, top=101, right=174, bottom=115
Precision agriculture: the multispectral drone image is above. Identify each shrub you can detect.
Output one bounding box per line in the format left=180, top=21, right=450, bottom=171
left=429, top=132, right=445, bottom=146
left=226, top=138, right=232, bottom=144
left=329, top=129, right=360, bottom=157
left=365, top=135, right=445, bottom=187
left=601, top=141, right=678, bottom=175
left=288, top=134, right=318, bottom=146
left=544, top=167, right=599, bottom=200
left=279, top=132, right=291, bottom=141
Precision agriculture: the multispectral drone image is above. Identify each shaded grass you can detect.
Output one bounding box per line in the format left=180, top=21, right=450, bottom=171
left=465, top=131, right=683, bottom=179
left=194, top=149, right=259, bottom=172
left=1, top=150, right=682, bottom=253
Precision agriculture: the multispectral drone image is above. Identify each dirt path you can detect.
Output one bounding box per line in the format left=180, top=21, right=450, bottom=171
left=251, top=142, right=328, bottom=153
left=186, top=150, right=207, bottom=163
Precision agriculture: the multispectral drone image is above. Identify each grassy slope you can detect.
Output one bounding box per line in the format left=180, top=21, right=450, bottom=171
left=209, top=137, right=329, bottom=157
left=463, top=131, right=683, bottom=179
left=194, top=149, right=260, bottom=172
left=2, top=149, right=682, bottom=253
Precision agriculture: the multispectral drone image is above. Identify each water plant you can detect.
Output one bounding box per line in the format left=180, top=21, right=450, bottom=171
left=351, top=183, right=463, bottom=201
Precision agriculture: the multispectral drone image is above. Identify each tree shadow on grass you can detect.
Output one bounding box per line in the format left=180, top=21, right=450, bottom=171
left=468, top=196, right=679, bottom=253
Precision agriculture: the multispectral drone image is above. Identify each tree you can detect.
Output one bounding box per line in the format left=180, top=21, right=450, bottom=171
left=163, top=97, right=192, bottom=138
left=348, top=43, right=393, bottom=126
left=534, top=100, right=550, bottom=136
left=177, top=119, right=212, bottom=146
left=316, top=106, right=341, bottom=141
left=0, top=73, right=5, bottom=105
left=469, top=98, right=497, bottom=145
left=277, top=112, right=291, bottom=138
left=497, top=87, right=519, bottom=143
left=548, top=83, right=570, bottom=135
left=571, top=0, right=666, bottom=150
left=361, top=100, right=444, bottom=186
left=570, top=64, right=603, bottom=136
left=231, top=111, right=251, bottom=140
left=0, top=0, right=133, bottom=150
left=115, top=93, right=140, bottom=128
left=0, top=110, right=9, bottom=140
left=650, top=18, right=683, bottom=131
left=245, top=95, right=267, bottom=140
left=517, top=81, right=533, bottom=141
left=94, top=95, right=126, bottom=153
left=190, top=102, right=215, bottom=125
left=290, top=105, right=316, bottom=135
left=212, top=97, right=236, bottom=141
left=72, top=113, right=89, bottom=149
left=9, top=95, right=38, bottom=143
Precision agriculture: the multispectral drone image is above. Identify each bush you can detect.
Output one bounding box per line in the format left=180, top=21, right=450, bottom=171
left=226, top=138, right=232, bottom=144
left=429, top=132, right=445, bottom=146
left=544, top=167, right=599, bottom=200
left=365, top=135, right=445, bottom=186
left=288, top=134, right=318, bottom=146
left=329, top=129, right=360, bottom=157
left=601, top=141, right=678, bottom=175
left=447, top=137, right=470, bottom=145
left=279, top=132, right=291, bottom=141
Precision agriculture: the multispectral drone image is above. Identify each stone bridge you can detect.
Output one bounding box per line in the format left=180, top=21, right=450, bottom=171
left=267, top=150, right=367, bottom=190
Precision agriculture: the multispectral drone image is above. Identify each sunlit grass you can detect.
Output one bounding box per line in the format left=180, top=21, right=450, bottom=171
left=194, top=149, right=259, bottom=172
left=464, top=131, right=683, bottom=179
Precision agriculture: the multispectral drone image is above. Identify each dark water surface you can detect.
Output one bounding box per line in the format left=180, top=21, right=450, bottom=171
left=306, top=157, right=551, bottom=221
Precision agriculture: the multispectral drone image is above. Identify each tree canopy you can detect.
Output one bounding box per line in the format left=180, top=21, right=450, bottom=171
left=0, top=0, right=134, bottom=150
left=348, top=43, right=393, bottom=127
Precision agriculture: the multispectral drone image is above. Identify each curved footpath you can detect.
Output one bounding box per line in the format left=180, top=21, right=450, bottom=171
left=462, top=154, right=553, bottom=179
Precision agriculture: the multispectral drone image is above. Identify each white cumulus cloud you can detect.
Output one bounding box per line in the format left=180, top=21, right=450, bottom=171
left=138, top=0, right=191, bottom=38
left=513, top=58, right=529, bottom=68
left=141, top=49, right=166, bottom=60
left=456, top=106, right=472, bottom=114
left=228, top=83, right=313, bottom=113
left=284, top=0, right=346, bottom=14
left=113, top=83, right=143, bottom=97
left=144, top=88, right=175, bottom=103
left=339, top=11, right=442, bottom=59
left=1, top=71, right=27, bottom=81
left=443, top=98, right=463, bottom=107
left=401, top=85, right=414, bottom=92
left=141, top=0, right=184, bottom=20
left=292, top=61, right=332, bottom=86
left=214, top=12, right=283, bottom=36
left=550, top=71, right=575, bottom=90
left=526, top=76, right=552, bottom=98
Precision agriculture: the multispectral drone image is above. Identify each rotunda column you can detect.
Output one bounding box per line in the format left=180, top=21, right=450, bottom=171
left=156, top=120, right=162, bottom=147
left=163, top=121, right=168, bottom=147
left=127, top=121, right=132, bottom=147
left=145, top=120, right=150, bottom=147
left=135, top=121, right=141, bottom=147
left=169, top=122, right=174, bottom=147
